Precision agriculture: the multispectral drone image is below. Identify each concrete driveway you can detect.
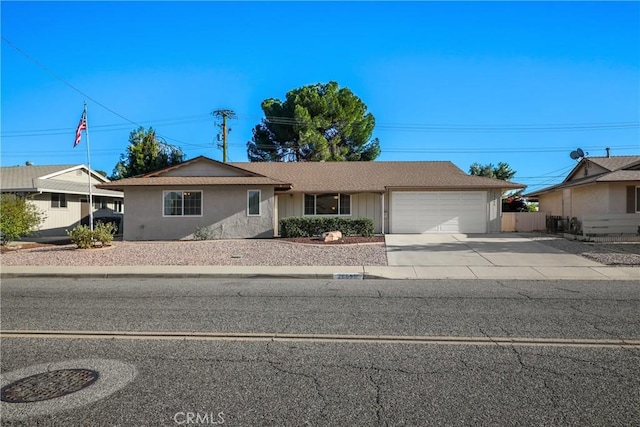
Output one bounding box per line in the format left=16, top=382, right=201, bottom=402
left=385, top=234, right=603, bottom=267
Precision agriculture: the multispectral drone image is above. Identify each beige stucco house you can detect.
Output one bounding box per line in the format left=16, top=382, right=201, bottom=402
left=98, top=156, right=523, bottom=240
left=525, top=155, right=640, bottom=233
left=1, top=164, right=124, bottom=237
left=525, top=155, right=640, bottom=217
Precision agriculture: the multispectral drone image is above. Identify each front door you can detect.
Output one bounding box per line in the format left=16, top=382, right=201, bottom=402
left=80, top=198, right=89, bottom=226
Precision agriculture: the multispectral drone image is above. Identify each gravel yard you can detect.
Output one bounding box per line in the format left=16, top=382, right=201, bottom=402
left=2, top=235, right=638, bottom=267
left=531, top=235, right=640, bottom=267
left=0, top=240, right=389, bottom=267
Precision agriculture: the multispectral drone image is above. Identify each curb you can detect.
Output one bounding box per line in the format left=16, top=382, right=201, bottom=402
left=0, top=272, right=366, bottom=280
left=2, top=270, right=638, bottom=281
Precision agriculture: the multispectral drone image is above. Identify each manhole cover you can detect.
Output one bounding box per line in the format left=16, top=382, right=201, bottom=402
left=1, top=369, right=99, bottom=403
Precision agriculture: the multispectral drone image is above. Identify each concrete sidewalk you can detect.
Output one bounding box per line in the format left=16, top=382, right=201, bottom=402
left=1, top=265, right=638, bottom=280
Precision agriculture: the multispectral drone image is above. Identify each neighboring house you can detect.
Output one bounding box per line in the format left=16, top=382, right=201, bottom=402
left=524, top=155, right=640, bottom=220
left=0, top=164, right=125, bottom=237
left=97, top=156, right=523, bottom=240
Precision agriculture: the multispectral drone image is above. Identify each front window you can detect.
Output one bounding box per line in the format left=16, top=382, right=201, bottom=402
left=93, top=197, right=108, bottom=210
left=51, top=193, right=67, bottom=208
left=304, top=193, right=351, bottom=216
left=636, top=187, right=640, bottom=213
left=114, top=200, right=123, bottom=213
left=247, top=190, right=261, bottom=216
left=163, top=191, right=202, bottom=217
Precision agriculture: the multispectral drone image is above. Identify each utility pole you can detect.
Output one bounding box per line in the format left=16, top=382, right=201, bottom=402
left=211, top=109, right=236, bottom=163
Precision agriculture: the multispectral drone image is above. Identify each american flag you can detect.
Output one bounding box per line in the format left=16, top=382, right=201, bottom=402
left=74, top=110, right=87, bottom=147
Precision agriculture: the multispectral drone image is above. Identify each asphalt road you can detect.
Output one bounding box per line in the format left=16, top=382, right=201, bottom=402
left=1, top=278, right=639, bottom=426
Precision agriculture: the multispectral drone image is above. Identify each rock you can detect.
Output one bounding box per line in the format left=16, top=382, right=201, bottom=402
left=323, top=231, right=343, bottom=242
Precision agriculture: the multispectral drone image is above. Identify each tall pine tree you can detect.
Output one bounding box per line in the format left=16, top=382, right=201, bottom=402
left=247, top=82, right=380, bottom=162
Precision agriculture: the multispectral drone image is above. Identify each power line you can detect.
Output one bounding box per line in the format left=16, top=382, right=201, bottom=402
left=1, top=36, right=194, bottom=150
left=523, top=165, right=577, bottom=191
left=245, top=114, right=639, bottom=132
left=1, top=114, right=213, bottom=136
left=225, top=142, right=639, bottom=154
left=10, top=112, right=637, bottom=137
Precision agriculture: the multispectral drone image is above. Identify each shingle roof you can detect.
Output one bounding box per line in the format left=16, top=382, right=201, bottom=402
left=584, top=156, right=640, bottom=172
left=0, top=165, right=78, bottom=189
left=97, top=176, right=289, bottom=190
left=230, top=161, right=524, bottom=192
left=142, top=156, right=266, bottom=178
left=592, top=170, right=640, bottom=182
left=1, top=164, right=122, bottom=197
left=33, top=179, right=123, bottom=197
left=525, top=155, right=640, bottom=197
left=97, top=157, right=524, bottom=192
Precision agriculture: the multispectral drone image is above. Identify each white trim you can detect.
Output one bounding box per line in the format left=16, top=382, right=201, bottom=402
left=247, top=189, right=261, bottom=216
left=34, top=187, right=122, bottom=198
left=302, top=193, right=352, bottom=216
left=381, top=193, right=385, bottom=234
left=162, top=190, right=203, bottom=217
left=38, top=164, right=111, bottom=183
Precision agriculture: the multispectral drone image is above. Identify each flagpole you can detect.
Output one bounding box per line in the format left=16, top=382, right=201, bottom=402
left=84, top=101, right=94, bottom=232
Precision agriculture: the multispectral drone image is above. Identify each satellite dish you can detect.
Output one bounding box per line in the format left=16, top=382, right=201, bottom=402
left=570, top=151, right=579, bottom=160
left=576, top=148, right=585, bottom=157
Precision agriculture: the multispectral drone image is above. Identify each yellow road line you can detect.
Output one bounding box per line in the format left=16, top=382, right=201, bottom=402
left=1, top=330, right=638, bottom=348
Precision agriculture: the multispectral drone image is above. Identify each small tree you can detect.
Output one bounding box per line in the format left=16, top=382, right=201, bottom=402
left=0, top=194, right=45, bottom=245
left=111, top=127, right=185, bottom=179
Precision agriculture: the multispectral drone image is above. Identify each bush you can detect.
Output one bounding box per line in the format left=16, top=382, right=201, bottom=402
left=193, top=225, right=215, bottom=240
left=0, top=194, right=45, bottom=245
left=280, top=217, right=374, bottom=238
left=67, top=222, right=116, bottom=248
left=93, top=221, right=117, bottom=246
left=67, top=225, right=94, bottom=249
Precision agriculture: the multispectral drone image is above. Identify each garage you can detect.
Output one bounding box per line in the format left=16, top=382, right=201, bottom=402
left=390, top=191, right=487, bottom=233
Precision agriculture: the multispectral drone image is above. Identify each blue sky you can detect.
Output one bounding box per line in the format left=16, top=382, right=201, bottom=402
left=2, top=1, right=638, bottom=192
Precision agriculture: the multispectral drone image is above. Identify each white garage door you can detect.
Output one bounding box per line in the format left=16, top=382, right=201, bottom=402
left=390, top=191, right=487, bottom=233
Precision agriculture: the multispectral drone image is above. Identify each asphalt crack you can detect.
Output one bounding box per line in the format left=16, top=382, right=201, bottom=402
left=265, top=341, right=329, bottom=418
left=567, top=304, right=619, bottom=339
left=529, top=351, right=632, bottom=379
left=496, top=280, right=533, bottom=300
left=367, top=370, right=384, bottom=425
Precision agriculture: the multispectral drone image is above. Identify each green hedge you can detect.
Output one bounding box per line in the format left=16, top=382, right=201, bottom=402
left=280, top=217, right=374, bottom=238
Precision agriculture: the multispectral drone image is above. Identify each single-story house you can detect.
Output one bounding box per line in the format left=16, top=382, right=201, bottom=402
left=97, top=156, right=523, bottom=240
left=524, top=155, right=640, bottom=219
left=1, top=164, right=124, bottom=237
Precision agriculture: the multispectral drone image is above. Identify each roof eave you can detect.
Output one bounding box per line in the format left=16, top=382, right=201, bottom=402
left=143, top=156, right=269, bottom=178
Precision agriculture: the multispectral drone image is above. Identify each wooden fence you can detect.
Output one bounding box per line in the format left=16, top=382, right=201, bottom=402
left=501, top=212, right=548, bottom=232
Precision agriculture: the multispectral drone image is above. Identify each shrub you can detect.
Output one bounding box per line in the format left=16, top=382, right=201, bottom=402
left=67, top=225, right=94, bottom=249
left=0, top=194, right=45, bottom=245
left=280, top=217, right=374, bottom=238
left=93, top=221, right=117, bottom=246
left=193, top=225, right=215, bottom=240
left=67, top=222, right=116, bottom=248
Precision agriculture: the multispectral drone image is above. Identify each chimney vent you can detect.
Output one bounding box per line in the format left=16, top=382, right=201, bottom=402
left=605, top=147, right=610, bottom=158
